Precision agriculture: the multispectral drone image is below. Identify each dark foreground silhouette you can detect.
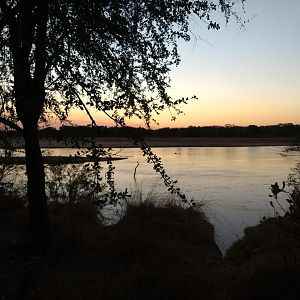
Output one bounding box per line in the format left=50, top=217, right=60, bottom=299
left=1, top=195, right=300, bottom=300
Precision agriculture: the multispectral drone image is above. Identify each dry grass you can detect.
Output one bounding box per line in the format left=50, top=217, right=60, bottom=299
left=2, top=194, right=300, bottom=300
left=226, top=217, right=300, bottom=300
left=0, top=195, right=229, bottom=300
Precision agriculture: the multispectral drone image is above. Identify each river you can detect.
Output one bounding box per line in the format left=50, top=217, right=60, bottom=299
left=43, top=146, right=298, bottom=253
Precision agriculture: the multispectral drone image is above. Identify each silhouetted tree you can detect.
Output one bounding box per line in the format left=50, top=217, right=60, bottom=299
left=0, top=0, right=245, bottom=252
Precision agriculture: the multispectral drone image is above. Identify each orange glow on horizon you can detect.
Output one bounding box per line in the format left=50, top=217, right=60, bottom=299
left=66, top=104, right=300, bottom=129
left=56, top=0, right=300, bottom=130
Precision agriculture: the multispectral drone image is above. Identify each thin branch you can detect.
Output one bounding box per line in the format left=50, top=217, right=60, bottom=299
left=72, top=88, right=97, bottom=128
left=34, top=0, right=49, bottom=86
left=0, top=2, right=11, bottom=34
left=55, top=67, right=97, bottom=127
left=0, top=1, right=11, bottom=16
left=0, top=16, right=7, bottom=33
left=54, top=66, right=122, bottom=128
left=45, top=34, right=65, bottom=74
left=0, top=1, right=19, bottom=28
left=0, top=116, right=23, bottom=134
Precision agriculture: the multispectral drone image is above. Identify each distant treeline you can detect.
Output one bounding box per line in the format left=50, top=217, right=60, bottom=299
left=39, top=123, right=300, bottom=139
left=2, top=123, right=300, bottom=139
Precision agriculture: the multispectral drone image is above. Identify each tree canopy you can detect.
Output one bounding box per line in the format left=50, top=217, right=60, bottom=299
left=0, top=0, right=246, bottom=252
left=0, top=0, right=245, bottom=128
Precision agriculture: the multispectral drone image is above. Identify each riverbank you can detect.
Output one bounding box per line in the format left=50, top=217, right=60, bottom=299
left=0, top=196, right=228, bottom=300
left=1, top=195, right=300, bottom=299
left=4, top=137, right=292, bottom=148
left=226, top=217, right=300, bottom=299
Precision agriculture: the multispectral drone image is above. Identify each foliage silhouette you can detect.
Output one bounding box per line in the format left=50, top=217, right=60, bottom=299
left=36, top=123, right=300, bottom=139
left=269, top=162, right=300, bottom=221
left=0, top=0, right=246, bottom=251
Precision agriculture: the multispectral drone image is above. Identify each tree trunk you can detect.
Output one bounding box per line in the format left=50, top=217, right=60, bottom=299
left=5, top=0, right=51, bottom=253
left=23, top=121, right=52, bottom=253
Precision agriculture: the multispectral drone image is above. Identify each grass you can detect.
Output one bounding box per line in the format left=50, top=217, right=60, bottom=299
left=225, top=217, right=300, bottom=300
left=1, top=194, right=300, bottom=300
left=0, top=195, right=229, bottom=300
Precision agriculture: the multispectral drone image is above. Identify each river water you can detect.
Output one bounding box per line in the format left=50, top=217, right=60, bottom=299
left=45, top=146, right=299, bottom=253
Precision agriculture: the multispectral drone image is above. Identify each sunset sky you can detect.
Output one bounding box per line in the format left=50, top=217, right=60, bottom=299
left=70, top=0, right=300, bottom=128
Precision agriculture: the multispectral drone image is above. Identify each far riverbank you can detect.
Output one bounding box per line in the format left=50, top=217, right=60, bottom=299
left=4, top=137, right=293, bottom=148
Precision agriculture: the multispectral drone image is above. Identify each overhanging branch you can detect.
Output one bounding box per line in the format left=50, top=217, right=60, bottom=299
left=55, top=67, right=98, bottom=128
left=0, top=1, right=19, bottom=27
left=0, top=116, right=23, bottom=134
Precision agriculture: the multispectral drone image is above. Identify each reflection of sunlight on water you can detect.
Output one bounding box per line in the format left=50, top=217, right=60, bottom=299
left=204, top=201, right=266, bottom=254
left=2, top=146, right=298, bottom=253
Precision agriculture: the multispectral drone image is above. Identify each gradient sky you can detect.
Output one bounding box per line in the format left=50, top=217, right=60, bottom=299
left=70, top=0, right=300, bottom=128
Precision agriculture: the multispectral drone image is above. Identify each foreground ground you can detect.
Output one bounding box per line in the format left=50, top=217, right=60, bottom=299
left=1, top=196, right=300, bottom=299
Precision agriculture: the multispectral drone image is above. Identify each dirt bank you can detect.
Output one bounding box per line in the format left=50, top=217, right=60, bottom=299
left=0, top=197, right=230, bottom=300
left=1, top=196, right=300, bottom=299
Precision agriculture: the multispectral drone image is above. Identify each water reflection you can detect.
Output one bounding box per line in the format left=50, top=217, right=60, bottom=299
left=3, top=146, right=298, bottom=253
left=107, top=146, right=298, bottom=252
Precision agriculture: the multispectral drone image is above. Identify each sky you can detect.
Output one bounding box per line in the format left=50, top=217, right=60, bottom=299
left=70, top=0, right=300, bottom=128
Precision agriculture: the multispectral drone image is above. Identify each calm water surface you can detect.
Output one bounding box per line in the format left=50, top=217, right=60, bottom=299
left=50, top=146, right=298, bottom=253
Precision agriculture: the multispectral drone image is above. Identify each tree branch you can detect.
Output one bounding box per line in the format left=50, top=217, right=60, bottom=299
left=0, top=116, right=23, bottom=134
left=55, top=67, right=97, bottom=128
left=0, top=1, right=11, bottom=32
left=34, top=0, right=49, bottom=86
left=0, top=16, right=7, bottom=33
left=0, top=1, right=19, bottom=27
